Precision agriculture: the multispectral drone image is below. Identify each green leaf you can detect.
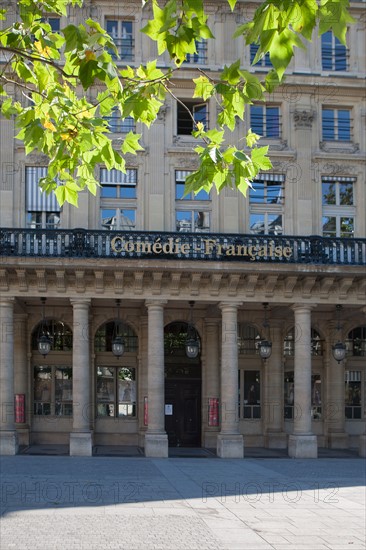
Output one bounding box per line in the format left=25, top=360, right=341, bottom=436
left=121, top=132, right=144, bottom=155
left=227, top=0, right=237, bottom=11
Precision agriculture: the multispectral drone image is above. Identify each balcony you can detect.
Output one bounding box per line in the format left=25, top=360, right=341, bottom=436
left=0, top=228, right=365, bottom=265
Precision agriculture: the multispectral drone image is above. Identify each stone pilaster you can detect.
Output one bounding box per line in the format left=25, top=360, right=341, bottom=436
left=70, top=299, right=92, bottom=456
left=217, top=302, right=243, bottom=458
left=202, top=318, right=220, bottom=448
left=0, top=298, right=18, bottom=454
left=264, top=323, right=287, bottom=449
left=288, top=305, right=317, bottom=458
left=144, top=300, right=168, bottom=457
left=14, top=313, right=30, bottom=446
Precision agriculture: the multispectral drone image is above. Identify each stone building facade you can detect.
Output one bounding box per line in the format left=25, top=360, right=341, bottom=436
left=0, top=0, right=365, bottom=457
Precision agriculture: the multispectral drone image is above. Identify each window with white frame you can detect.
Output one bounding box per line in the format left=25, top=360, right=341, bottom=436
left=177, top=101, right=208, bottom=135
left=322, top=176, right=355, bottom=237
left=250, top=43, right=271, bottom=67
left=175, top=170, right=210, bottom=232
left=345, top=370, right=361, bottom=420
left=26, top=166, right=61, bottom=228
left=249, top=173, right=284, bottom=235
left=100, top=168, right=137, bottom=230
left=96, top=366, right=136, bottom=418
left=250, top=105, right=281, bottom=138
left=322, top=108, right=351, bottom=141
left=105, top=107, right=135, bottom=133
left=321, top=31, right=348, bottom=71
left=185, top=40, right=207, bottom=64
left=106, top=19, right=134, bottom=61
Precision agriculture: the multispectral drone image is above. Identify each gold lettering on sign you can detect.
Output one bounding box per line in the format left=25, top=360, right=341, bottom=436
left=109, top=235, right=294, bottom=260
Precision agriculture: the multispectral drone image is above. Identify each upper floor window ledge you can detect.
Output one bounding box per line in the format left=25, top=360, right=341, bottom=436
left=319, top=142, right=360, bottom=154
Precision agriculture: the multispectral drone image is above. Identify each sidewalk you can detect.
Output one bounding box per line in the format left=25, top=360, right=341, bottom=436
left=1, top=454, right=365, bottom=550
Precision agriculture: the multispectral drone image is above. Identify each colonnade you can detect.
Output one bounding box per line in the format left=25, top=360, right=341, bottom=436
left=0, top=298, right=359, bottom=457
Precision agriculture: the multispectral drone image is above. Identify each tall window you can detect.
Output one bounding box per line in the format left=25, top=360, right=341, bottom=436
left=32, top=320, right=73, bottom=417
left=177, top=101, right=208, bottom=135
left=322, top=176, right=355, bottom=237
left=283, top=328, right=324, bottom=356
left=345, top=371, right=361, bottom=419
left=237, top=323, right=262, bottom=355
left=100, top=168, right=137, bottom=230
left=106, top=19, right=134, bottom=61
left=238, top=370, right=261, bottom=419
left=175, top=170, right=210, bottom=232
left=322, top=108, right=351, bottom=141
left=185, top=40, right=207, bottom=64
left=250, top=105, right=280, bottom=138
left=96, top=367, right=136, bottom=417
left=249, top=174, right=284, bottom=235
left=26, top=166, right=61, bottom=228
left=321, top=31, right=348, bottom=71
left=250, top=43, right=271, bottom=67
left=105, top=107, right=135, bottom=133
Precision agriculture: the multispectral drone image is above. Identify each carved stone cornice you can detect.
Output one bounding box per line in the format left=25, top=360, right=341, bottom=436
left=320, top=142, right=360, bottom=154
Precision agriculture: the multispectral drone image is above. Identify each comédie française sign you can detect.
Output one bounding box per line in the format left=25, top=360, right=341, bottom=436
left=110, top=235, right=293, bottom=261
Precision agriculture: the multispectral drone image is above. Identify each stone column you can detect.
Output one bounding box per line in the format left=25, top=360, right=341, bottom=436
left=70, top=299, right=92, bottom=456
left=288, top=305, right=317, bottom=458
left=0, top=298, right=18, bottom=454
left=264, top=323, right=287, bottom=449
left=203, top=318, right=220, bottom=448
left=14, top=313, right=30, bottom=446
left=144, top=300, right=168, bottom=457
left=217, top=302, right=243, bottom=458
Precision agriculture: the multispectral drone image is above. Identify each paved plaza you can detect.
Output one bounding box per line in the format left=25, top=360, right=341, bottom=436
left=0, top=454, right=365, bottom=550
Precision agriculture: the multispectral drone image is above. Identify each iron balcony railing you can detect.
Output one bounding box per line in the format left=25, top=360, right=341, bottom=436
left=0, top=228, right=365, bottom=265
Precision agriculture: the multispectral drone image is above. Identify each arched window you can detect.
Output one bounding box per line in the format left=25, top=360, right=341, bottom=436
left=164, top=321, right=200, bottom=356
left=94, top=321, right=138, bottom=352
left=346, top=326, right=366, bottom=357
left=31, top=320, right=73, bottom=416
left=31, top=320, right=73, bottom=351
left=237, top=323, right=262, bottom=355
left=283, top=328, right=324, bottom=356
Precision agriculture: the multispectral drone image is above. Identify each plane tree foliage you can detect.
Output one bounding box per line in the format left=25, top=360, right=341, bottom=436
left=0, top=0, right=354, bottom=206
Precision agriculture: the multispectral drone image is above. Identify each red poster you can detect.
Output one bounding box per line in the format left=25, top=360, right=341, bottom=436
left=208, top=397, right=219, bottom=427
left=15, top=394, right=25, bottom=424
left=144, top=396, right=148, bottom=426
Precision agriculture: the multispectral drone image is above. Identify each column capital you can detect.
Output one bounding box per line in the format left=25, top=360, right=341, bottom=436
left=0, top=297, right=15, bottom=307
left=219, top=301, right=242, bottom=311
left=145, top=299, right=167, bottom=309
left=292, top=303, right=316, bottom=312
left=70, top=298, right=91, bottom=307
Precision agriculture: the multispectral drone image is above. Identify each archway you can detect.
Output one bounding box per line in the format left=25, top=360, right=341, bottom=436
left=164, top=321, right=202, bottom=447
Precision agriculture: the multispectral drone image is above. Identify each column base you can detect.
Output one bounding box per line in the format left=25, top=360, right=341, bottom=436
left=217, top=434, right=244, bottom=458
left=0, top=431, right=19, bottom=455
left=359, top=435, right=366, bottom=458
left=288, top=434, right=317, bottom=458
left=265, top=432, right=288, bottom=449
left=144, top=433, right=168, bottom=457
left=328, top=432, right=349, bottom=450
left=69, top=432, right=92, bottom=456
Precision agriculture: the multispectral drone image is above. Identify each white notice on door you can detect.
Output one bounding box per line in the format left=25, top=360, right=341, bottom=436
left=165, top=404, right=173, bottom=415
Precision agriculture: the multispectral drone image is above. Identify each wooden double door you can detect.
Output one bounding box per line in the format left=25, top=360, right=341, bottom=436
left=165, top=378, right=201, bottom=447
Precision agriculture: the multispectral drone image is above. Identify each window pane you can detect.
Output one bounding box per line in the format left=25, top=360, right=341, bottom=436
left=120, top=185, right=136, bottom=199
left=55, top=367, right=73, bottom=416
left=339, top=183, right=353, bottom=205
left=97, top=367, right=115, bottom=416
left=322, top=182, right=336, bottom=205
left=194, top=188, right=210, bottom=201
left=250, top=105, right=263, bottom=135
left=45, top=212, right=60, bottom=228
left=250, top=180, right=265, bottom=203
left=250, top=213, right=265, bottom=234
left=193, top=104, right=208, bottom=129
left=338, top=110, right=350, bottom=140
left=48, top=18, right=60, bottom=32
left=335, top=38, right=347, bottom=71
left=321, top=31, right=333, bottom=70
left=120, top=209, right=135, bottom=230
left=176, top=182, right=189, bottom=200
left=322, top=216, right=336, bottom=237
left=27, top=212, right=42, bottom=228
left=34, top=367, right=52, bottom=415
left=268, top=214, right=282, bottom=235
left=266, top=107, right=280, bottom=137
left=101, top=209, right=117, bottom=230
left=176, top=211, right=192, bottom=232
left=101, top=185, right=118, bottom=198
left=322, top=109, right=335, bottom=140
left=267, top=182, right=283, bottom=204
left=194, top=211, right=210, bottom=232
left=118, top=367, right=136, bottom=417
left=340, top=217, right=354, bottom=237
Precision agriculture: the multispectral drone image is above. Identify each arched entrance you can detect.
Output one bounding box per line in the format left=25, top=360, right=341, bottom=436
left=164, top=322, right=202, bottom=447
